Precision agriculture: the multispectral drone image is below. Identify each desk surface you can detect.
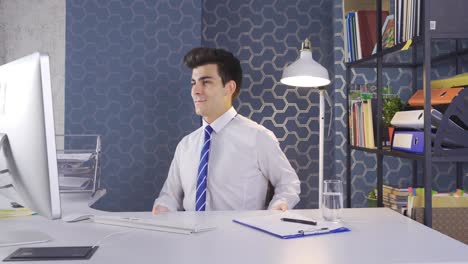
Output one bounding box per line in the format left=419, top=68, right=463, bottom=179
left=1, top=201, right=467, bottom=264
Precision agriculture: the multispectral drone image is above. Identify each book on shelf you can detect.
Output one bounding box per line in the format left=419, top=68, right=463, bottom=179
left=354, top=11, right=363, bottom=60
left=382, top=193, right=408, bottom=203
left=345, top=10, right=389, bottom=61
left=383, top=196, right=407, bottom=205
left=362, top=99, right=376, bottom=149
left=395, top=0, right=421, bottom=45
left=348, top=86, right=377, bottom=148
left=356, top=10, right=389, bottom=59
left=382, top=184, right=409, bottom=196
left=383, top=201, right=407, bottom=210
left=348, top=12, right=358, bottom=61
left=376, top=185, right=409, bottom=211
left=372, top=14, right=395, bottom=54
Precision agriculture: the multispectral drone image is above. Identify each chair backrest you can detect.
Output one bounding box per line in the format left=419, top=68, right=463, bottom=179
left=264, top=181, right=275, bottom=209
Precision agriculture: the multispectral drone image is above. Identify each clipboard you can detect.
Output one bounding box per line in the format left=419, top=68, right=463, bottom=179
left=233, top=212, right=350, bottom=239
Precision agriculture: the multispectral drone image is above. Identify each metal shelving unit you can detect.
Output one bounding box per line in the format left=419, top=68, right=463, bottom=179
left=345, top=0, right=468, bottom=227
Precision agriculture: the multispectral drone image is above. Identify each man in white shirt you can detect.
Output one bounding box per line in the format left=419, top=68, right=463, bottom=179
left=153, top=47, right=300, bottom=214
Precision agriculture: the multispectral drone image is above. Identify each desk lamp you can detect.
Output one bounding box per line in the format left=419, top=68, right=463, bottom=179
left=280, top=38, right=331, bottom=209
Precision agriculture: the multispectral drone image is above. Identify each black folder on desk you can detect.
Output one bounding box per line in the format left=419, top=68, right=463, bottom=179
left=233, top=212, right=350, bottom=239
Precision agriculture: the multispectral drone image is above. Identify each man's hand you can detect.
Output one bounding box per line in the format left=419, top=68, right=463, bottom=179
left=271, top=202, right=288, bottom=211
left=152, top=204, right=169, bottom=215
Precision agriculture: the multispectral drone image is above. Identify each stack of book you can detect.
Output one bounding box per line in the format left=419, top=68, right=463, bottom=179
left=377, top=185, right=409, bottom=212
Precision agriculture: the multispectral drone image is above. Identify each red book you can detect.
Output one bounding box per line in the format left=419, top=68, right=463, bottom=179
left=356, top=10, right=389, bottom=59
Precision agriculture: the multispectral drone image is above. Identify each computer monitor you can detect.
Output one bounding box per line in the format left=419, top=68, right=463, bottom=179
left=0, top=52, right=61, bottom=220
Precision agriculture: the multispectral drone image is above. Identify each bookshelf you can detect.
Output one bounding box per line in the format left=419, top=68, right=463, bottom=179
left=344, top=0, right=468, bottom=227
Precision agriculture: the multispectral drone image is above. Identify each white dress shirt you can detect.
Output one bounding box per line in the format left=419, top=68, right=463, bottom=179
left=154, top=107, right=301, bottom=211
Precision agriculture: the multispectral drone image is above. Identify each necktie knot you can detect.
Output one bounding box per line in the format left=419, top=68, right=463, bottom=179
left=204, top=125, right=213, bottom=139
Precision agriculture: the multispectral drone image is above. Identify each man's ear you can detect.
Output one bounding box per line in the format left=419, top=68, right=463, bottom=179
left=224, top=80, right=236, bottom=97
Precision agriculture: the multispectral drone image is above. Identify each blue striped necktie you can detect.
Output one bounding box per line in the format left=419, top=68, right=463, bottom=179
left=195, top=125, right=213, bottom=211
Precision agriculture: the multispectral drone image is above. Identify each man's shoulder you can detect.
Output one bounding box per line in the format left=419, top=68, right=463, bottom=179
left=178, top=127, right=203, bottom=146
left=232, top=114, right=277, bottom=140
left=233, top=114, right=262, bottom=130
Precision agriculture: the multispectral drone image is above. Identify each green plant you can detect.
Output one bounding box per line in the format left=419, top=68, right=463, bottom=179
left=367, top=189, right=377, bottom=207
left=382, top=96, right=405, bottom=127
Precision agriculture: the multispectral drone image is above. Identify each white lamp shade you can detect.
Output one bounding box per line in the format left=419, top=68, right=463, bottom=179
left=280, top=50, right=331, bottom=88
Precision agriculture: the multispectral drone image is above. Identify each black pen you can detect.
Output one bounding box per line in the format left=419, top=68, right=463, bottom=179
left=280, top=218, right=317, bottom=226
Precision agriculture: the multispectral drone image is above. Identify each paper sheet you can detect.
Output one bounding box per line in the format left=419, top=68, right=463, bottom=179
left=233, top=212, right=349, bottom=239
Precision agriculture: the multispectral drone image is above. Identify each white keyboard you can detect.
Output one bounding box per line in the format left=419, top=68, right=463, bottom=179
left=92, top=215, right=215, bottom=235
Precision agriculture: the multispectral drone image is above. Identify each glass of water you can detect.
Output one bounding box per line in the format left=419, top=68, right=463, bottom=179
left=322, top=180, right=343, bottom=222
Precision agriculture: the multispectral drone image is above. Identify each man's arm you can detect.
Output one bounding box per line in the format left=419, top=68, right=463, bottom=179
left=256, top=129, right=301, bottom=210
left=152, top=144, right=184, bottom=214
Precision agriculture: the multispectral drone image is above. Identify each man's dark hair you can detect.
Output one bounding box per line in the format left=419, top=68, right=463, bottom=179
left=183, top=47, right=242, bottom=102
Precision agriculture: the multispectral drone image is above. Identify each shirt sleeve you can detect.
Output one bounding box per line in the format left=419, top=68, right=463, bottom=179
left=153, top=143, right=184, bottom=211
left=256, top=129, right=301, bottom=209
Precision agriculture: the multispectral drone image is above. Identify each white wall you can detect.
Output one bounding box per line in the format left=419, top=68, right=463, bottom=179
left=0, top=0, right=65, bottom=137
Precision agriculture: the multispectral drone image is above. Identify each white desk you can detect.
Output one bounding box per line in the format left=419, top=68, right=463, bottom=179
left=1, top=205, right=467, bottom=264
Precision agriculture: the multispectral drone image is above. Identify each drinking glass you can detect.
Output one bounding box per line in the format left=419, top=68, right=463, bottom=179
left=322, top=180, right=343, bottom=222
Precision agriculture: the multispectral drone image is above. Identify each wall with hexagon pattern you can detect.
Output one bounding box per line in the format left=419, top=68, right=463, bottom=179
left=66, top=0, right=201, bottom=211
left=201, top=0, right=335, bottom=209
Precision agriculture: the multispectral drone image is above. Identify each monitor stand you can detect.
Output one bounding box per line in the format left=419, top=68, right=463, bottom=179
left=0, top=134, right=53, bottom=247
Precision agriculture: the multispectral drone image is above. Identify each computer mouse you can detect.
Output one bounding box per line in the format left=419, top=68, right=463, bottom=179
left=62, top=213, right=94, bottom=223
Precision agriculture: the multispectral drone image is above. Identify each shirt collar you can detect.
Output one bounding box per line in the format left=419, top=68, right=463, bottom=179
left=202, top=107, right=237, bottom=133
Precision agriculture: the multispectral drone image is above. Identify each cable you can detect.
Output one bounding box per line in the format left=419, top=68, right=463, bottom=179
left=92, top=228, right=137, bottom=248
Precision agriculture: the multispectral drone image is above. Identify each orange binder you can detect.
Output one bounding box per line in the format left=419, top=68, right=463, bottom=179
left=408, top=88, right=463, bottom=107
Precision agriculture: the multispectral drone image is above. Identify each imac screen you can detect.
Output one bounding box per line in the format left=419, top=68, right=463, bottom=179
left=0, top=52, right=61, bottom=220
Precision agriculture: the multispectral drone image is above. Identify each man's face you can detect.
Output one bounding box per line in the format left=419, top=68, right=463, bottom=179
left=191, top=64, right=233, bottom=123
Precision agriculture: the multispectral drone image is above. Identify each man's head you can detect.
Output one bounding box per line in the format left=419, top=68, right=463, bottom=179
left=183, top=47, right=242, bottom=123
